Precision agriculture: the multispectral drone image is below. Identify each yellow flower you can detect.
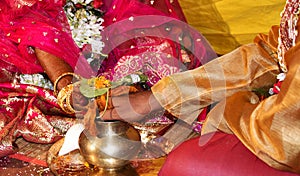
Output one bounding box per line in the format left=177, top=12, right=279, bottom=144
left=93, top=76, right=111, bottom=89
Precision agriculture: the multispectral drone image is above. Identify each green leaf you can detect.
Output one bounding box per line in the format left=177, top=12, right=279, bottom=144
left=79, top=78, right=109, bottom=98
left=139, top=74, right=148, bottom=82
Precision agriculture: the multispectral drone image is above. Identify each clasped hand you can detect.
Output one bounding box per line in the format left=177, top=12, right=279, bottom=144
left=100, top=88, right=163, bottom=122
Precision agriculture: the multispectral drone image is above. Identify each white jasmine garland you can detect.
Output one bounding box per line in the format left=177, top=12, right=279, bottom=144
left=64, top=0, right=105, bottom=54
left=21, top=1, right=106, bottom=89
left=71, top=0, right=93, bottom=6
left=276, top=73, right=286, bottom=81
left=20, top=74, right=53, bottom=89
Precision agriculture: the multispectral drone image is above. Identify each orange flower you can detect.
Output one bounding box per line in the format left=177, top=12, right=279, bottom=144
left=94, top=76, right=111, bottom=89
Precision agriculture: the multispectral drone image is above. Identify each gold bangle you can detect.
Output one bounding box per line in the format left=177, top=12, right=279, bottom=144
left=53, top=72, right=81, bottom=96
left=57, top=87, right=68, bottom=107
left=57, top=86, right=69, bottom=113
left=57, top=84, right=75, bottom=114
left=65, top=87, right=75, bottom=114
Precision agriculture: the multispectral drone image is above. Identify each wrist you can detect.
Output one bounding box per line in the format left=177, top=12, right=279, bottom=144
left=149, top=91, right=163, bottom=113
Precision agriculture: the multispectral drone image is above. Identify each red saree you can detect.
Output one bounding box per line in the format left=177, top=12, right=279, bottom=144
left=0, top=0, right=90, bottom=157
left=0, top=0, right=216, bottom=158
left=98, top=0, right=216, bottom=135
left=100, top=0, right=216, bottom=83
left=0, top=82, right=75, bottom=157
left=0, top=0, right=92, bottom=76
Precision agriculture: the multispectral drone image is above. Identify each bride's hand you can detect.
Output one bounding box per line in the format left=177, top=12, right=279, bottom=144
left=100, top=90, right=163, bottom=122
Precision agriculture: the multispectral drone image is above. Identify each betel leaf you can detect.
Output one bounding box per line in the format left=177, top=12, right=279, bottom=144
left=79, top=78, right=110, bottom=98
left=139, top=74, right=148, bottom=82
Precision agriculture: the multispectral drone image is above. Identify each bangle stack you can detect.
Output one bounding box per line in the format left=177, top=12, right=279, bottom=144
left=57, top=84, right=75, bottom=114
left=53, top=72, right=81, bottom=96
left=53, top=72, right=81, bottom=114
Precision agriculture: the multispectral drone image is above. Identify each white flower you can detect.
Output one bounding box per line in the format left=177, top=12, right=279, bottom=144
left=85, top=0, right=93, bottom=4
left=269, top=88, right=274, bottom=95
left=64, top=0, right=105, bottom=63
left=20, top=74, right=53, bottom=89
left=277, top=73, right=286, bottom=81
left=72, top=0, right=84, bottom=4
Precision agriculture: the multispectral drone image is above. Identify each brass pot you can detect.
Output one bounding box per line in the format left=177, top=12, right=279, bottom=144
left=78, top=120, right=141, bottom=170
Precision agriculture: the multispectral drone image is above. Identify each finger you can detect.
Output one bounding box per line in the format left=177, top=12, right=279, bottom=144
left=99, top=95, right=107, bottom=110
left=100, top=108, right=122, bottom=121
left=71, top=91, right=88, bottom=106
left=107, top=95, right=114, bottom=109
left=95, top=95, right=114, bottom=111
left=110, top=86, right=138, bottom=96
left=110, top=86, right=130, bottom=96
